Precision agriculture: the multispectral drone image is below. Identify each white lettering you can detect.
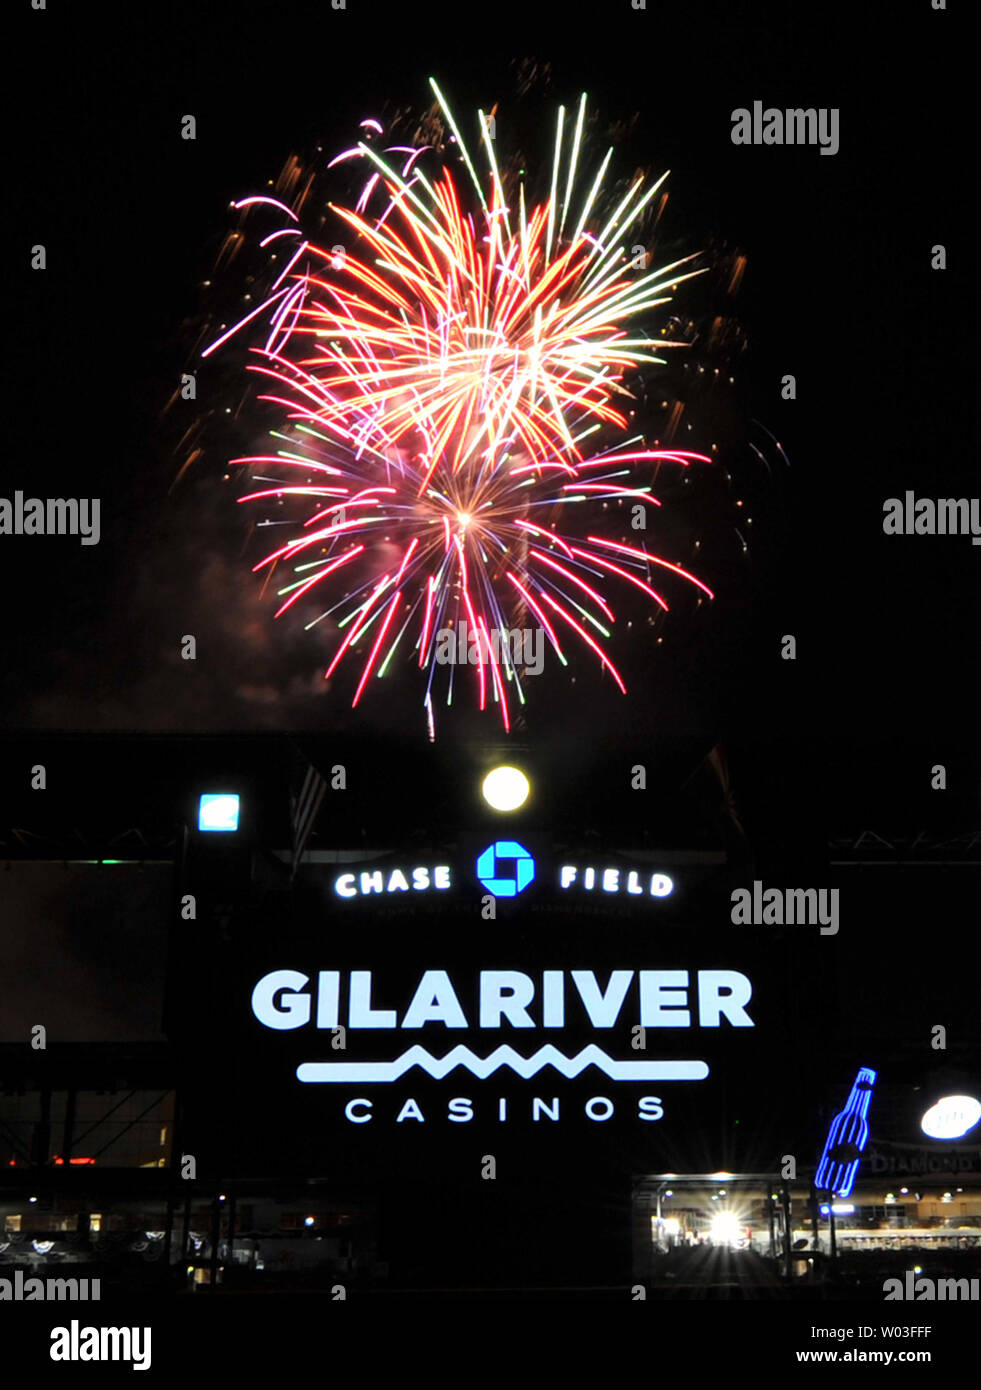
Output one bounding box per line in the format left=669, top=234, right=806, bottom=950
left=557, top=865, right=673, bottom=898
left=316, top=971, right=339, bottom=1028
left=697, top=970, right=754, bottom=1027
left=542, top=970, right=564, bottom=1027
left=250, top=968, right=757, bottom=1031
left=572, top=970, right=633, bottom=1027
left=332, top=864, right=451, bottom=897
left=402, top=970, right=468, bottom=1028
left=639, top=971, right=690, bottom=1027
left=251, top=971, right=311, bottom=1030
left=479, top=971, right=536, bottom=1028
left=348, top=970, right=397, bottom=1028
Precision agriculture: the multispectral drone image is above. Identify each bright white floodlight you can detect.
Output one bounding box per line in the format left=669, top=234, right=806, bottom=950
left=198, top=793, right=241, bottom=832
left=481, top=766, right=530, bottom=812
left=711, top=1211, right=742, bottom=1246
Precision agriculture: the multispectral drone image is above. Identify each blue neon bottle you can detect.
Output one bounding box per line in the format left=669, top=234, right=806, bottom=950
left=815, top=1067, right=876, bottom=1198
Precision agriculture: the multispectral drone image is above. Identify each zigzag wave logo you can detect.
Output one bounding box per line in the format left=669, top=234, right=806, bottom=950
left=296, top=1045, right=710, bottom=1084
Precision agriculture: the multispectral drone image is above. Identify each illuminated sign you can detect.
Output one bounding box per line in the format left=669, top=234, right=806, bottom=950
left=333, top=865, right=451, bottom=899
left=815, top=1066, right=876, bottom=1198
left=476, top=841, right=535, bottom=897
left=250, top=966, right=754, bottom=1121
left=920, top=1095, right=981, bottom=1141
left=252, top=968, right=754, bottom=1037
left=328, top=847, right=676, bottom=902
left=340, top=1095, right=667, bottom=1124
left=559, top=865, right=673, bottom=897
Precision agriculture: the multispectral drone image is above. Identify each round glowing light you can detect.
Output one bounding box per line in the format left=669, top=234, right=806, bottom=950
left=481, top=766, right=530, bottom=812
left=921, top=1095, right=981, bottom=1141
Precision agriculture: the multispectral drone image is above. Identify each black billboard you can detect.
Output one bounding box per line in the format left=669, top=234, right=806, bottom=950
left=173, top=838, right=832, bottom=1185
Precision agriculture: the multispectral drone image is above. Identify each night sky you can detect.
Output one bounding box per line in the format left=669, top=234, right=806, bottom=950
left=4, top=1, right=975, bottom=747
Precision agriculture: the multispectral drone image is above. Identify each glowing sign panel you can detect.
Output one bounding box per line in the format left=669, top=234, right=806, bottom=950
left=921, top=1095, right=981, bottom=1141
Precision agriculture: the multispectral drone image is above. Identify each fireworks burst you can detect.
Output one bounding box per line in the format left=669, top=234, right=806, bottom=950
left=204, top=80, right=715, bottom=731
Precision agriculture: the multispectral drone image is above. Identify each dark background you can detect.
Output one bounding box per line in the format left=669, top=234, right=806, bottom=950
left=1, top=0, right=977, bottom=1299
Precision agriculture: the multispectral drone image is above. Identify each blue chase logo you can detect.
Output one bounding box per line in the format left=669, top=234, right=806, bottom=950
left=475, top=840, right=536, bottom=898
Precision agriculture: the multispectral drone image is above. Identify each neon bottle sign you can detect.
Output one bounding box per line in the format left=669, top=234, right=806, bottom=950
left=815, top=1066, right=876, bottom=1198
